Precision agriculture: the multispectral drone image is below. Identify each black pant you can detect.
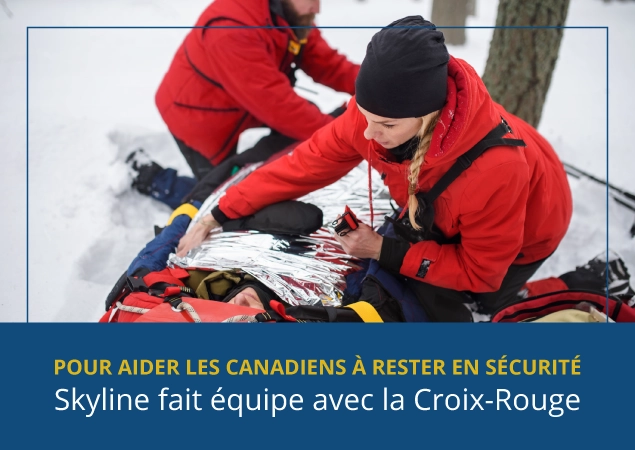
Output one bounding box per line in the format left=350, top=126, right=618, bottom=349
left=407, top=258, right=546, bottom=322
left=174, top=104, right=347, bottom=181
left=173, top=131, right=297, bottom=184
left=173, top=135, right=231, bottom=181
left=184, top=130, right=297, bottom=204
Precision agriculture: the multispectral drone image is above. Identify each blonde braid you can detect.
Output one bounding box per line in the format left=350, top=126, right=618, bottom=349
left=407, top=111, right=440, bottom=230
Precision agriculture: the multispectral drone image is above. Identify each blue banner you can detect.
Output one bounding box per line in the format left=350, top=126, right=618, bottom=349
left=1, top=324, right=632, bottom=449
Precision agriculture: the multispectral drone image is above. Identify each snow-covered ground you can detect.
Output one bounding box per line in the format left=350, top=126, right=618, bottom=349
left=0, top=0, right=633, bottom=322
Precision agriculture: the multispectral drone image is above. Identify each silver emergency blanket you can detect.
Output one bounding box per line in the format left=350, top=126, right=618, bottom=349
left=169, top=162, right=394, bottom=306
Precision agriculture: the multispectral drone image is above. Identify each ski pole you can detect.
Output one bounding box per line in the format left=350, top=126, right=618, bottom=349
left=563, top=162, right=635, bottom=202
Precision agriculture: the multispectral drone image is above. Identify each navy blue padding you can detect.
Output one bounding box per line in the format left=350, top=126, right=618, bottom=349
left=149, top=168, right=198, bottom=209
left=127, top=201, right=202, bottom=275
left=366, top=259, right=429, bottom=322
left=344, top=259, right=370, bottom=299
left=345, top=213, right=429, bottom=322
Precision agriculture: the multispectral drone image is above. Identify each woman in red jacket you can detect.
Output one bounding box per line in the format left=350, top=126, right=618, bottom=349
left=177, top=16, right=573, bottom=321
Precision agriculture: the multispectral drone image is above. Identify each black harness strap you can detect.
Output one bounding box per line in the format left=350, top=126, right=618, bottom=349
left=419, top=118, right=526, bottom=208
left=389, top=118, right=527, bottom=245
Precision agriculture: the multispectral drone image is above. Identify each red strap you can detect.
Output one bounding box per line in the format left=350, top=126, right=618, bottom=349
left=168, top=266, right=190, bottom=279
left=162, top=286, right=183, bottom=297
left=270, top=301, right=297, bottom=322
left=143, top=269, right=185, bottom=288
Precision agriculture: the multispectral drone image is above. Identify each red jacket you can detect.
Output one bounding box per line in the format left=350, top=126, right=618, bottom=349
left=218, top=57, right=573, bottom=293
left=155, top=0, right=359, bottom=165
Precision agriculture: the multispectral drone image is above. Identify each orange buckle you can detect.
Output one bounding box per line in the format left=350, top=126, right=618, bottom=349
left=288, top=40, right=302, bottom=55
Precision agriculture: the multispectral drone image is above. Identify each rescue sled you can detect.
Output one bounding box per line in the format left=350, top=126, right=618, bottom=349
left=103, top=162, right=635, bottom=323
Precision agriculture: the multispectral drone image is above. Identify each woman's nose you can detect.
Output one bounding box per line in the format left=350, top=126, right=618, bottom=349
left=363, top=124, right=380, bottom=141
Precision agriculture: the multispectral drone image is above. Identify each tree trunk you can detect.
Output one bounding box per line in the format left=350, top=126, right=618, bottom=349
left=481, top=0, right=570, bottom=128
left=467, top=0, right=476, bottom=17
left=431, top=0, right=469, bottom=46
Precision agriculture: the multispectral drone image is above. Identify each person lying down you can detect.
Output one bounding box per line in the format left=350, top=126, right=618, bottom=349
left=103, top=158, right=634, bottom=324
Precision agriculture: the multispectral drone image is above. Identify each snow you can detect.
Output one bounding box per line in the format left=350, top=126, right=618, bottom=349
left=0, top=0, right=633, bottom=322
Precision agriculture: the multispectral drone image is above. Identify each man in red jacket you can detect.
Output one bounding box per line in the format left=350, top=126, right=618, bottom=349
left=177, top=16, right=573, bottom=321
left=129, top=0, right=359, bottom=208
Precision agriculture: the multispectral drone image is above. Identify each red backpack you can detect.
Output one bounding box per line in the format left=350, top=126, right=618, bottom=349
left=492, top=290, right=635, bottom=323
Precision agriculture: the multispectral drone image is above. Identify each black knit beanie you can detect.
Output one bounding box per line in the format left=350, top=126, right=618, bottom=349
left=356, top=16, right=449, bottom=119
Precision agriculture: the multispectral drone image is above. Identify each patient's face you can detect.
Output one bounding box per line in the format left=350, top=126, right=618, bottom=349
left=227, top=288, right=265, bottom=310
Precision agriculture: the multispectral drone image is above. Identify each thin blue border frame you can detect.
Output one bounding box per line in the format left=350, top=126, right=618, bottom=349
left=25, top=25, right=611, bottom=323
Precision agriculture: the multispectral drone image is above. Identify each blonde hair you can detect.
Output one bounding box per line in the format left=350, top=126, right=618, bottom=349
left=407, top=110, right=441, bottom=230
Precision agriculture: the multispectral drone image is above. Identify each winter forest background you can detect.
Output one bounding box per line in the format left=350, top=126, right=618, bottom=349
left=0, top=0, right=633, bottom=322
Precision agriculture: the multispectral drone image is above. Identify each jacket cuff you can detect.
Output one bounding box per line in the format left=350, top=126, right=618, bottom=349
left=211, top=205, right=230, bottom=225
left=400, top=241, right=441, bottom=281
left=378, top=237, right=410, bottom=273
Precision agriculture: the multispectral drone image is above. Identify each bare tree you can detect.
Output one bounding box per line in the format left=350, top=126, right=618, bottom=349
left=431, top=0, right=470, bottom=46
left=482, top=0, right=570, bottom=128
